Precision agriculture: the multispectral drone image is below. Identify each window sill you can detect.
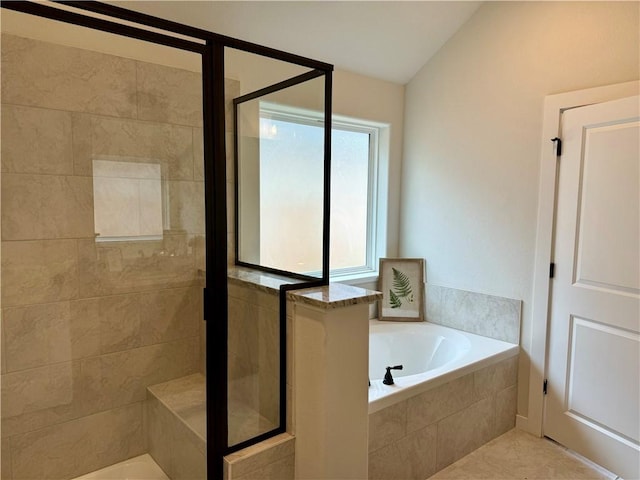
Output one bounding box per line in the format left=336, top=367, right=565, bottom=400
left=330, top=271, right=379, bottom=287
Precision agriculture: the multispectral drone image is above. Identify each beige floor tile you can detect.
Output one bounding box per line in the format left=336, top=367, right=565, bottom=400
left=428, top=429, right=617, bottom=480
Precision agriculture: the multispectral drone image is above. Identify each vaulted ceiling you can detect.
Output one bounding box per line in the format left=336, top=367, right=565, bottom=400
left=109, top=1, right=482, bottom=84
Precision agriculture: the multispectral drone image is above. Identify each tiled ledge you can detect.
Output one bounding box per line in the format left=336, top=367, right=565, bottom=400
left=288, top=283, right=382, bottom=309
left=227, top=267, right=299, bottom=295
left=224, top=433, right=295, bottom=480
left=228, top=267, right=382, bottom=309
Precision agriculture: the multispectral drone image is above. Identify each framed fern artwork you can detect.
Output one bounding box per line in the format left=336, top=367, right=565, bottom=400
left=378, top=258, right=425, bottom=321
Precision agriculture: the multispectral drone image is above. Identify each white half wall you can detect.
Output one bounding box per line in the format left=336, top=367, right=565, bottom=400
left=400, top=1, right=639, bottom=420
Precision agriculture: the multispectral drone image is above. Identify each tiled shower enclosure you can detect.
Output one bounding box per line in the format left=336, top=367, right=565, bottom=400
left=0, top=31, right=208, bottom=479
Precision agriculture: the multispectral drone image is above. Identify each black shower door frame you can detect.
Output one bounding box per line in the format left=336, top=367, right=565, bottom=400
left=0, top=2, right=333, bottom=478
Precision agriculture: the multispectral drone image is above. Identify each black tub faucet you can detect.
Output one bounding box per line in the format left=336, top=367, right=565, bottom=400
left=383, top=365, right=403, bottom=385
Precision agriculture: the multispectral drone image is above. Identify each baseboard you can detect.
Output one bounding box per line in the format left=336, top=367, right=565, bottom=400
left=515, top=414, right=542, bottom=437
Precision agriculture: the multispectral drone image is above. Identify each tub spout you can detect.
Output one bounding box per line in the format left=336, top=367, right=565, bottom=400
left=383, top=365, right=403, bottom=385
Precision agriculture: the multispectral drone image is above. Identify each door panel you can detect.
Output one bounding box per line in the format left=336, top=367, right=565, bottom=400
left=575, top=120, right=640, bottom=293
left=545, top=95, right=640, bottom=480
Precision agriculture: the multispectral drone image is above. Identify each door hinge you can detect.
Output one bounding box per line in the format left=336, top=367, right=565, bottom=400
left=551, top=137, right=562, bottom=156
left=549, top=262, right=555, bottom=279
left=543, top=379, right=548, bottom=395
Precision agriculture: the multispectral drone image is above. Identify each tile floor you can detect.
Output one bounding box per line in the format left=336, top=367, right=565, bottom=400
left=429, top=428, right=619, bottom=480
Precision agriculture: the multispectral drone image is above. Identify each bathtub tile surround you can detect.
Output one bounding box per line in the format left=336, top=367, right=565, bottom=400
left=369, top=424, right=438, bottom=480
left=368, top=355, right=519, bottom=480
left=426, top=284, right=521, bottom=344
left=0, top=32, right=228, bottom=479
left=436, top=396, right=495, bottom=470
left=405, top=375, right=475, bottom=432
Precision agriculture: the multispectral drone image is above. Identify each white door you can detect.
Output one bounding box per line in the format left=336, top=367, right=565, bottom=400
left=545, top=95, right=640, bottom=479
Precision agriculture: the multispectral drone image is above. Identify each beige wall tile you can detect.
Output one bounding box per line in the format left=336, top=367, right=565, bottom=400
left=1, top=34, right=137, bottom=118
left=1, top=436, right=12, bottom=480
left=235, top=455, right=294, bottom=480
left=406, top=373, right=475, bottom=433
left=87, top=337, right=199, bottom=411
left=257, top=305, right=280, bottom=424
left=72, top=114, right=194, bottom=180
left=10, top=403, right=143, bottom=480
left=0, top=359, right=104, bottom=438
left=192, top=234, right=206, bottom=274
left=368, top=424, right=437, bottom=480
left=97, top=293, right=141, bottom=354
left=71, top=113, right=93, bottom=176
left=139, top=287, right=200, bottom=345
left=227, top=231, right=236, bottom=267
left=426, top=284, right=521, bottom=344
left=495, top=384, right=518, bottom=437
left=3, top=301, right=100, bottom=372
left=172, top=420, right=207, bottom=480
left=146, top=386, right=207, bottom=480
left=193, top=128, right=204, bottom=181
left=1, top=104, right=73, bottom=175
left=137, top=61, right=202, bottom=127
left=77, top=238, right=197, bottom=298
left=1, top=362, right=74, bottom=420
left=226, top=433, right=294, bottom=478
left=167, top=181, right=205, bottom=234
left=1, top=240, right=78, bottom=307
left=369, top=400, right=407, bottom=453
left=2, top=174, right=94, bottom=241
left=474, top=356, right=518, bottom=400
left=436, top=396, right=496, bottom=471
left=228, top=297, right=259, bottom=376
left=145, top=395, right=174, bottom=478
left=1, top=314, right=6, bottom=375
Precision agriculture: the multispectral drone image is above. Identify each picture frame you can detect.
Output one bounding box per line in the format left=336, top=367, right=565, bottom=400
left=378, top=258, right=425, bottom=322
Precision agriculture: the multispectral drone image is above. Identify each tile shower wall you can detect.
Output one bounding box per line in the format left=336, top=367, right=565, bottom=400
left=0, top=34, right=238, bottom=480
left=228, top=277, right=281, bottom=441
left=368, top=355, right=518, bottom=480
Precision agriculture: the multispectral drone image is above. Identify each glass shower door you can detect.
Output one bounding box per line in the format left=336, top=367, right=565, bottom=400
left=225, top=46, right=330, bottom=450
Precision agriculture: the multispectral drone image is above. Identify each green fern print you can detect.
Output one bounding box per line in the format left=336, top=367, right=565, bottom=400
left=389, top=267, right=414, bottom=308
left=389, top=289, right=402, bottom=308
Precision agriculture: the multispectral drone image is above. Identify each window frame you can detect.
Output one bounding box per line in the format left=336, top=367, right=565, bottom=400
left=259, top=102, right=385, bottom=280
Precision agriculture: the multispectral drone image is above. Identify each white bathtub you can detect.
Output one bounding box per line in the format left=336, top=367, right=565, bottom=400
left=368, top=320, right=519, bottom=413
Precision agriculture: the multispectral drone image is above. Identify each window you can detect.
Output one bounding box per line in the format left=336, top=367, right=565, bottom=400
left=259, top=103, right=386, bottom=279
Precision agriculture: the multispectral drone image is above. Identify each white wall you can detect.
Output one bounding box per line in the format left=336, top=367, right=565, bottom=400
left=400, top=1, right=639, bottom=419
